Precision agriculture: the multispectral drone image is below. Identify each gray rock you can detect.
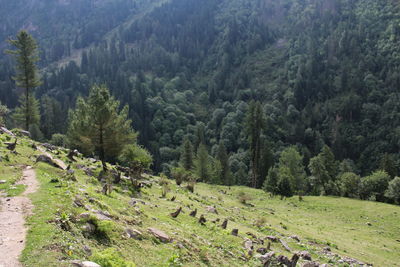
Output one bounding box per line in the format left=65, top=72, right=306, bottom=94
left=266, top=235, right=278, bottom=242
left=299, top=251, right=312, bottom=261
left=302, top=262, right=320, bottom=267
left=0, top=180, right=6, bottom=184
left=231, top=228, right=239, bottom=236
left=82, top=223, right=96, bottom=233
left=0, top=127, right=15, bottom=137
left=148, top=228, right=171, bottom=243
left=125, top=228, right=143, bottom=240
left=206, top=206, right=218, bottom=214
left=18, top=130, right=31, bottom=137
left=243, top=240, right=253, bottom=251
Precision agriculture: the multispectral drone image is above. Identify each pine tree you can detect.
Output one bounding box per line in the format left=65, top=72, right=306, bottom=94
left=217, top=142, right=232, bottom=185
left=6, top=30, right=42, bottom=130
left=67, top=84, right=137, bottom=171
left=180, top=137, right=194, bottom=171
left=263, top=167, right=278, bottom=195
left=277, top=168, right=293, bottom=198
left=245, top=101, right=264, bottom=188
left=195, top=144, right=210, bottom=182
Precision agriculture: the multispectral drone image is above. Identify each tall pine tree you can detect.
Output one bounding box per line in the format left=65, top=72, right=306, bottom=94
left=6, top=30, right=41, bottom=131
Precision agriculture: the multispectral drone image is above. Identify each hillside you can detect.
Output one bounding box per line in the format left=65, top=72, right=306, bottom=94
left=0, top=131, right=399, bottom=266
left=1, top=0, right=400, bottom=183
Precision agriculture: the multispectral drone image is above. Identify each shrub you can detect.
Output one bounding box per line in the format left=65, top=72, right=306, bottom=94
left=118, top=144, right=153, bottom=170
left=385, top=177, right=400, bottom=204
left=171, top=167, right=190, bottom=185
left=91, top=248, right=136, bottom=267
left=359, top=171, right=391, bottom=201
left=339, top=172, right=361, bottom=198
left=50, top=133, right=67, bottom=147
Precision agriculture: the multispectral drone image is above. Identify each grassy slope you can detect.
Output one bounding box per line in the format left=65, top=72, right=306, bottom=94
left=1, top=133, right=399, bottom=267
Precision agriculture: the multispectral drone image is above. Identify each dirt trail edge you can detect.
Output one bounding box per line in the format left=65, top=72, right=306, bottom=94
left=0, top=166, right=39, bottom=267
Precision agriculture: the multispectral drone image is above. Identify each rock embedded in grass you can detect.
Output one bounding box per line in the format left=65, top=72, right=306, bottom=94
left=148, top=228, right=171, bottom=243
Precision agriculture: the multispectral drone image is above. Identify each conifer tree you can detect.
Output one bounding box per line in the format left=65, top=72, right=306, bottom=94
left=0, top=102, right=9, bottom=126
left=217, top=142, right=232, bottom=185
left=6, top=30, right=42, bottom=130
left=245, top=101, right=264, bottom=188
left=195, top=144, right=210, bottom=182
left=180, top=137, right=194, bottom=171
left=67, top=84, right=136, bottom=171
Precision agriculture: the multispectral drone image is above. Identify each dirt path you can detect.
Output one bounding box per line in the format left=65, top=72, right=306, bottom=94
left=0, top=166, right=38, bottom=267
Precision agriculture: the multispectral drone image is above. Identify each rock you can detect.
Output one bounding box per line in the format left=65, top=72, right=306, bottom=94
left=258, top=251, right=275, bottom=264
left=36, top=154, right=67, bottom=170
left=93, top=210, right=112, bottom=221
left=189, top=209, right=197, bottom=217
left=323, top=246, right=331, bottom=252
left=366, top=222, right=372, bottom=226
left=243, top=240, right=253, bottom=251
left=299, top=251, right=312, bottom=261
left=279, top=238, right=291, bottom=252
left=0, top=127, right=15, bottom=136
left=219, top=219, right=227, bottom=229
left=170, top=196, right=176, bottom=201
left=71, top=261, right=101, bottom=267
left=266, top=235, right=278, bottom=242
left=16, top=130, right=31, bottom=137
left=170, top=207, right=182, bottom=218
left=290, top=235, right=300, bottom=242
left=125, top=228, right=143, bottom=240
left=257, top=247, right=268, bottom=254
left=277, top=255, right=291, bottom=266
left=302, top=262, right=320, bottom=267
left=78, top=213, right=90, bottom=220
left=5, top=139, right=17, bottom=151
left=82, top=223, right=96, bottom=233
left=231, top=228, right=239, bottom=236
left=0, top=180, right=6, bottom=184
left=148, top=228, right=171, bottom=243
left=206, top=206, right=218, bottom=214
left=41, top=143, right=57, bottom=151
left=83, top=245, right=92, bottom=256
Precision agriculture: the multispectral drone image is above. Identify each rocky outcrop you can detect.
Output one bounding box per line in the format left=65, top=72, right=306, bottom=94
left=148, top=228, right=171, bottom=243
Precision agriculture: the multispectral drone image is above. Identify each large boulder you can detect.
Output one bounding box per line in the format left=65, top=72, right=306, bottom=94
left=148, top=228, right=171, bottom=243
left=0, top=127, right=15, bottom=137
left=36, top=153, right=67, bottom=170
left=125, top=228, right=143, bottom=240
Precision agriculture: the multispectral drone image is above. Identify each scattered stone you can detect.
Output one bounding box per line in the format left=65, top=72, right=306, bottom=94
left=279, top=238, right=291, bottom=252
left=148, top=228, right=171, bottom=243
left=266, top=235, right=278, bottom=242
left=71, top=261, right=101, bottom=267
left=41, top=143, right=57, bottom=151
left=198, top=215, right=207, bottom=225
left=170, top=207, right=182, bottom=218
left=0, top=180, right=6, bottom=184
left=244, top=240, right=253, bottom=251
left=78, top=213, right=90, bottom=220
left=83, top=245, right=92, bottom=256
left=231, top=228, right=239, bottom=236
left=189, top=208, right=197, bottom=217
left=221, top=219, right=228, bottom=229
left=246, top=232, right=257, bottom=239
left=258, top=251, right=275, bottom=265
left=206, top=206, right=218, bottom=214
left=93, top=210, right=112, bottom=221
left=290, top=235, right=300, bottom=242
left=82, top=223, right=96, bottom=234
left=277, top=255, right=291, bottom=266
left=125, top=228, right=143, bottom=240
left=67, top=149, right=79, bottom=161
left=0, top=127, right=15, bottom=136
left=299, top=251, right=312, bottom=261
left=323, top=246, right=331, bottom=252
left=5, top=139, right=17, bottom=151
left=366, top=222, right=372, bottom=226
left=170, top=196, right=176, bottom=201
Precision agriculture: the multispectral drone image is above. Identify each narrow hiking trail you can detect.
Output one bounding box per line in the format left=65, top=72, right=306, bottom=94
left=0, top=166, right=38, bottom=267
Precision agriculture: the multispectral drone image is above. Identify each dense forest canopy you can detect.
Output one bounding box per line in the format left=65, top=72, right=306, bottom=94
left=1, top=0, right=400, bottom=196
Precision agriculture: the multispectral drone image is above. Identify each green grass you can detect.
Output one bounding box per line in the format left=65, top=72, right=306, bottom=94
left=1, top=133, right=400, bottom=266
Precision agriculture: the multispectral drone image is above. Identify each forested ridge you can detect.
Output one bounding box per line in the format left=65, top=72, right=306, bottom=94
left=1, top=0, right=400, bottom=201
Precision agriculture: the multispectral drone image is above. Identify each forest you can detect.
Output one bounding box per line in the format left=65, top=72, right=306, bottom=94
left=1, top=0, right=400, bottom=204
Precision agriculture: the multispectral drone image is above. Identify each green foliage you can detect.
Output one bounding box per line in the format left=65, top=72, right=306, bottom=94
left=180, top=137, right=194, bottom=171
left=339, top=172, right=361, bottom=198
left=0, top=101, right=9, bottom=126
left=278, top=146, right=306, bottom=193
left=195, top=144, right=211, bottom=182
left=49, top=133, right=67, bottom=147
left=385, top=177, right=400, bottom=204
left=67, top=84, right=137, bottom=170
left=263, top=167, right=278, bottom=195
left=216, top=142, right=232, bottom=185
left=118, top=144, right=153, bottom=170
left=91, top=248, right=136, bottom=267
left=309, top=146, right=338, bottom=195
left=238, top=191, right=253, bottom=204
left=171, top=167, right=191, bottom=186
left=277, top=168, right=293, bottom=198
left=359, top=171, right=391, bottom=201
left=6, top=30, right=41, bottom=130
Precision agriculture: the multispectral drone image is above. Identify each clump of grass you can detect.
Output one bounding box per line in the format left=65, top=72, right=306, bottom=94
left=238, top=191, right=253, bottom=204
left=159, top=174, right=170, bottom=198
left=254, top=217, right=267, bottom=228
left=91, top=248, right=136, bottom=267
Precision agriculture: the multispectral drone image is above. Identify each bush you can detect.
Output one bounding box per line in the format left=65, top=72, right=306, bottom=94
left=171, top=167, right=190, bottom=185
left=339, top=172, right=361, bottom=198
left=385, top=177, right=400, bottom=204
left=118, top=144, right=153, bottom=169
left=50, top=133, right=67, bottom=147
left=359, top=171, right=391, bottom=201
left=238, top=191, right=253, bottom=204
left=91, top=248, right=136, bottom=267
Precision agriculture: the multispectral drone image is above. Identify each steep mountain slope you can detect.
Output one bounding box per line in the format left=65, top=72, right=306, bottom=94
left=0, top=131, right=399, bottom=266
left=1, top=0, right=400, bottom=182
